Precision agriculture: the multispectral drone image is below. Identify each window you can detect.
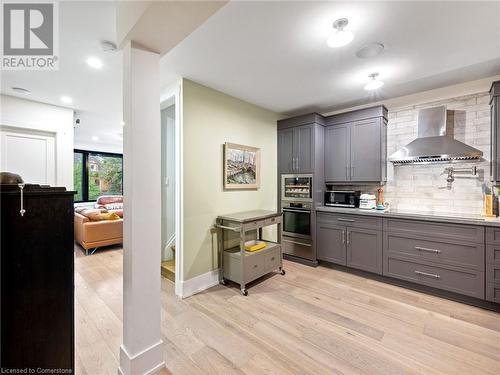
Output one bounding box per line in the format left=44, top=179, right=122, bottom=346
left=73, top=149, right=123, bottom=202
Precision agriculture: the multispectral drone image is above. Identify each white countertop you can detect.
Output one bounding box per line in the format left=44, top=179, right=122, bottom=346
left=316, top=206, right=500, bottom=227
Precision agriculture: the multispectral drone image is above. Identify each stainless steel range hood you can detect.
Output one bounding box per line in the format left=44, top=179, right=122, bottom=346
left=389, top=106, right=483, bottom=164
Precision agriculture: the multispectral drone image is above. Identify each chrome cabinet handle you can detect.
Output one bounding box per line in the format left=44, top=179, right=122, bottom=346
left=346, top=165, right=349, bottom=179
left=296, top=157, right=299, bottom=171
left=342, top=230, right=345, bottom=244
left=346, top=230, right=350, bottom=245
left=415, top=246, right=441, bottom=254
left=337, top=218, right=355, bottom=222
left=415, top=270, right=440, bottom=279
left=18, top=183, right=26, bottom=217
left=351, top=165, right=354, bottom=178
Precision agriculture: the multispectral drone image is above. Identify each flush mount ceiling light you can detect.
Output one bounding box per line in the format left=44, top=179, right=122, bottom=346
left=86, top=56, right=103, bottom=69
left=364, top=73, right=384, bottom=90
left=356, top=43, right=384, bottom=59
left=60, top=96, right=73, bottom=104
left=11, top=87, right=31, bottom=95
left=327, top=18, right=354, bottom=48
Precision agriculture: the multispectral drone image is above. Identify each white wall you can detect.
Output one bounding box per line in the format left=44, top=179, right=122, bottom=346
left=182, top=79, right=280, bottom=281
left=0, top=95, right=74, bottom=189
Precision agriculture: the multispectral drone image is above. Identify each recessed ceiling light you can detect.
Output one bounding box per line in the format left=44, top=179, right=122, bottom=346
left=91, top=136, right=99, bottom=142
left=86, top=57, right=103, bottom=69
left=60, top=96, right=73, bottom=104
left=356, top=43, right=385, bottom=59
left=121, top=121, right=125, bottom=126
left=327, top=18, right=354, bottom=48
left=364, top=73, right=384, bottom=91
left=11, top=87, right=31, bottom=95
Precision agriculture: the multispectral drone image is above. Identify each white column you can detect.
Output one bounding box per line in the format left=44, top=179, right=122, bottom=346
left=119, top=41, right=164, bottom=375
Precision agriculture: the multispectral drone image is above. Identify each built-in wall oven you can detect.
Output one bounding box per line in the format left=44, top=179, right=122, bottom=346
left=281, top=200, right=314, bottom=261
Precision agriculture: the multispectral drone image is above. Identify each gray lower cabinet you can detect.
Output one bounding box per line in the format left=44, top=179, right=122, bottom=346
left=384, top=218, right=485, bottom=299
left=486, top=228, right=500, bottom=303
left=316, top=223, right=346, bottom=265
left=316, top=213, right=382, bottom=274
left=347, top=227, right=382, bottom=274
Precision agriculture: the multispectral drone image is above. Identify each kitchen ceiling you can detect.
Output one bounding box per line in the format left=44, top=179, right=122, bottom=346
left=0, top=1, right=122, bottom=150
left=160, top=1, right=500, bottom=115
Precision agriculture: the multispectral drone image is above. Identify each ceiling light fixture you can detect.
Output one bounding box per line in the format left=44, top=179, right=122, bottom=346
left=86, top=57, right=103, bottom=69
left=91, top=136, right=99, bottom=142
left=11, top=87, right=31, bottom=95
left=327, top=18, right=354, bottom=48
left=60, top=96, right=73, bottom=104
left=364, top=73, right=384, bottom=91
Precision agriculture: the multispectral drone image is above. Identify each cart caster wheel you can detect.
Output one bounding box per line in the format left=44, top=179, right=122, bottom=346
left=280, top=269, right=286, bottom=276
left=240, top=289, right=248, bottom=296
left=220, top=279, right=227, bottom=285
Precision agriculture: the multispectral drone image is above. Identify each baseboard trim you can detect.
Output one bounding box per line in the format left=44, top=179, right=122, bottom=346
left=179, top=268, right=220, bottom=298
left=118, top=340, right=164, bottom=375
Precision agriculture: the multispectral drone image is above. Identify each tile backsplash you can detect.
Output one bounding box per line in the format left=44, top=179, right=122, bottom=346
left=352, top=92, right=491, bottom=215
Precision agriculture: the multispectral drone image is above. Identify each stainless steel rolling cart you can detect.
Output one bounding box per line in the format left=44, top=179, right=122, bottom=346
left=215, top=210, right=285, bottom=296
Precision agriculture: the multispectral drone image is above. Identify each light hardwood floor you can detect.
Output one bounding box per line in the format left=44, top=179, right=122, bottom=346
left=75, top=246, right=500, bottom=375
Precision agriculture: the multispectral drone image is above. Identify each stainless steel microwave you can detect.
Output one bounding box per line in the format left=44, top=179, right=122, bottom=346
left=324, top=190, right=360, bottom=208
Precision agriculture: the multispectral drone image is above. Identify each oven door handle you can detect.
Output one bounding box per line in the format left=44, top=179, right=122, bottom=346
left=282, top=208, right=311, bottom=213
left=283, top=239, right=312, bottom=247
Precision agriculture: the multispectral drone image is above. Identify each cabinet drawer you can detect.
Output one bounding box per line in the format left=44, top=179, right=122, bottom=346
left=264, top=248, right=281, bottom=272
left=243, top=220, right=263, bottom=231
left=245, top=256, right=265, bottom=282
left=486, top=244, right=500, bottom=264
left=317, top=212, right=382, bottom=230
left=265, top=216, right=281, bottom=226
left=487, top=263, right=500, bottom=284
left=384, top=218, right=484, bottom=243
left=385, top=234, right=484, bottom=270
left=486, top=227, right=500, bottom=245
left=486, top=283, right=500, bottom=303
left=384, top=256, right=484, bottom=299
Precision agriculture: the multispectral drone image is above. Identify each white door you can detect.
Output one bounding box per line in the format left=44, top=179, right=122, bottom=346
left=0, top=127, right=56, bottom=185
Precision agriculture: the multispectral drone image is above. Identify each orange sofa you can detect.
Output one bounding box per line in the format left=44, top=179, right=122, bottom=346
left=74, top=196, right=123, bottom=255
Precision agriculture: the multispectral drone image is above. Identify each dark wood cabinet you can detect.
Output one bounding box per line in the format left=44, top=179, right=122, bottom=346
left=325, top=106, right=387, bottom=183
left=1, top=185, right=74, bottom=372
left=490, top=81, right=500, bottom=184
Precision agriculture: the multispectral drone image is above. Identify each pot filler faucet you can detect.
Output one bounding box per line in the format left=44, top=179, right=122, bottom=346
left=443, top=166, right=478, bottom=183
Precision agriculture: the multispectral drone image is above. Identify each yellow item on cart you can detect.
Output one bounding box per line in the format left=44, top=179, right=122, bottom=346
left=245, top=240, right=267, bottom=252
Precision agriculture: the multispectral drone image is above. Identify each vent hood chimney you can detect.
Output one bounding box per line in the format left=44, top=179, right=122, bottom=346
left=389, top=106, right=483, bottom=164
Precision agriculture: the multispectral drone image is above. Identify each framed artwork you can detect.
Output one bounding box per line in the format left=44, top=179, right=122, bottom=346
left=223, top=142, right=261, bottom=189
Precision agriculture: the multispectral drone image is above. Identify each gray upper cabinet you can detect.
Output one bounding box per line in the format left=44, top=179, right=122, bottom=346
left=295, top=125, right=314, bottom=173
left=325, top=124, right=350, bottom=182
left=350, top=119, right=382, bottom=182
left=325, top=106, right=388, bottom=184
left=490, top=81, right=500, bottom=184
left=277, top=113, right=325, bottom=175
left=278, top=128, right=294, bottom=174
